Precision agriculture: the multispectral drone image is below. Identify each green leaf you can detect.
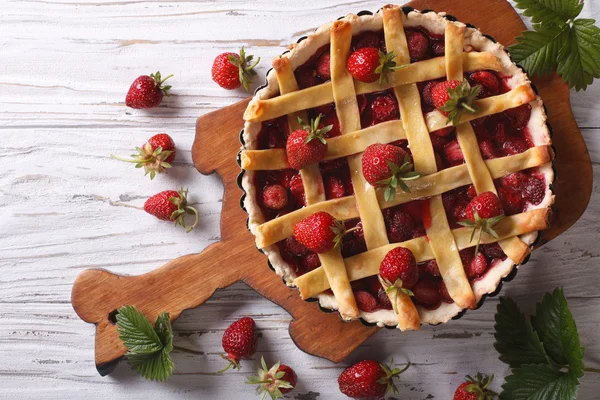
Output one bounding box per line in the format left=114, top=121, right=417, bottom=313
left=531, top=288, right=585, bottom=377
left=500, top=364, right=578, bottom=400
left=116, top=306, right=174, bottom=381
left=513, top=0, right=583, bottom=25
left=508, top=24, right=569, bottom=76
left=557, top=19, right=600, bottom=91
left=116, top=306, right=163, bottom=355
left=494, top=297, right=550, bottom=369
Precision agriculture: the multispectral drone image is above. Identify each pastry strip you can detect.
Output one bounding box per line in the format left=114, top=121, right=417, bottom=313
left=387, top=8, right=475, bottom=309
left=274, top=55, right=358, bottom=319
left=244, top=52, right=502, bottom=122
left=295, top=208, right=550, bottom=297
left=241, top=85, right=536, bottom=171
left=255, top=145, right=554, bottom=248
left=380, top=5, right=422, bottom=331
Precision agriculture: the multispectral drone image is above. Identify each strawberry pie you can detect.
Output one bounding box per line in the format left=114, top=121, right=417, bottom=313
left=239, top=5, right=554, bottom=329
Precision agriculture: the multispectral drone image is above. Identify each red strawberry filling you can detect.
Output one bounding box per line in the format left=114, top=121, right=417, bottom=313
left=251, top=27, right=544, bottom=313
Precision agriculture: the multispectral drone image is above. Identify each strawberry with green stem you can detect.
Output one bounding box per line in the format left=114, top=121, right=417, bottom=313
left=453, top=373, right=497, bottom=400
left=457, top=191, right=505, bottom=256
left=245, top=357, right=297, bottom=400
left=347, top=47, right=407, bottom=84
left=362, top=143, right=421, bottom=202
left=379, top=247, right=418, bottom=314
left=143, top=188, right=199, bottom=232
left=293, top=212, right=357, bottom=254
left=111, top=133, right=175, bottom=180
left=432, top=80, right=482, bottom=126
left=126, top=71, right=173, bottom=109
left=212, top=46, right=260, bottom=91
left=338, top=358, right=411, bottom=400
left=285, top=114, right=332, bottom=170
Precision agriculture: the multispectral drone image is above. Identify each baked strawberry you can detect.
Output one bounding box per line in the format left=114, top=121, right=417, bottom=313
left=370, top=94, right=399, bottom=122
left=481, top=243, right=505, bottom=260
left=362, top=143, right=420, bottom=201
left=453, top=373, right=497, bottom=400
left=319, top=112, right=341, bottom=138
left=458, top=191, right=505, bottom=255
left=295, top=67, right=320, bottom=89
left=523, top=175, right=545, bottom=205
left=500, top=172, right=528, bottom=190
left=406, top=29, right=430, bottom=61
left=354, top=290, right=378, bottom=312
left=465, top=251, right=488, bottom=280
left=431, top=40, right=445, bottom=57
left=423, top=259, right=441, bottom=277
left=468, top=71, right=501, bottom=98
left=126, top=72, right=172, bottom=109
left=440, top=281, right=454, bottom=303
left=386, top=210, right=415, bottom=243
left=286, top=114, right=331, bottom=170
left=110, top=133, right=176, bottom=180
left=219, top=317, right=258, bottom=372
left=412, top=279, right=442, bottom=309
left=432, top=80, right=481, bottom=126
left=505, top=104, right=531, bottom=130
left=143, top=188, right=199, bottom=232
left=444, top=139, right=465, bottom=164
left=503, top=138, right=527, bottom=155
left=246, top=357, right=297, bottom=399
left=262, top=184, right=288, bottom=210
left=284, top=237, right=307, bottom=256
left=355, top=32, right=383, bottom=50
left=301, top=253, right=321, bottom=271
left=325, top=175, right=347, bottom=199
left=211, top=47, right=260, bottom=90
left=498, top=186, right=522, bottom=215
left=293, top=212, right=348, bottom=253
left=338, top=359, right=410, bottom=400
left=316, top=51, right=331, bottom=80
left=347, top=47, right=405, bottom=84
left=289, top=173, right=305, bottom=205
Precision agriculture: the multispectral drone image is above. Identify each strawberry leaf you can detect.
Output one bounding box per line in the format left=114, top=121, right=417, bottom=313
left=513, top=0, right=583, bottom=25
left=556, top=19, right=600, bottom=91
left=116, top=306, right=174, bottom=381
left=494, top=297, right=550, bottom=368
left=508, top=24, right=570, bottom=76
left=531, top=288, right=585, bottom=376
left=500, top=364, right=578, bottom=400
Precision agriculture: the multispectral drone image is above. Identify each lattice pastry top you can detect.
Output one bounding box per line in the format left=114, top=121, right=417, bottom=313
left=240, top=5, right=554, bottom=329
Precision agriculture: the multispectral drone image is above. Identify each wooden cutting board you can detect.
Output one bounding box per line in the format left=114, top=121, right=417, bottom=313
left=71, top=0, right=592, bottom=376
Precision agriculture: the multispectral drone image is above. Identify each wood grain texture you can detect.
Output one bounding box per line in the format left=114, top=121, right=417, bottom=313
left=2, top=0, right=600, bottom=399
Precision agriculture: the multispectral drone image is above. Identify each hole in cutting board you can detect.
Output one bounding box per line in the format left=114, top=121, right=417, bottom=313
left=108, top=309, right=118, bottom=325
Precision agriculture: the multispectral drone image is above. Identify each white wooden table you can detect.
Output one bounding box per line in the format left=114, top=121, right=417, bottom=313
left=1, top=1, right=599, bottom=399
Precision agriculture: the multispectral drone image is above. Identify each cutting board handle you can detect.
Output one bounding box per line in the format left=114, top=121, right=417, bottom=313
left=71, top=242, right=243, bottom=375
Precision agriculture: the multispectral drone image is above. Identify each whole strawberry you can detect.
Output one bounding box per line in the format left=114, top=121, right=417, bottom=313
left=454, top=373, right=497, bottom=400
left=246, top=357, right=297, bottom=399
left=212, top=47, right=260, bottom=91
left=111, top=133, right=176, bottom=179
left=220, top=317, right=258, bottom=373
left=431, top=80, right=481, bottom=126
left=458, top=191, right=505, bottom=255
left=143, top=188, right=199, bottom=232
left=293, top=211, right=348, bottom=253
left=286, top=114, right=331, bottom=170
left=379, top=247, right=418, bottom=313
left=126, top=71, right=172, bottom=109
left=362, top=143, right=420, bottom=201
left=338, top=359, right=410, bottom=400
left=347, top=48, right=405, bottom=84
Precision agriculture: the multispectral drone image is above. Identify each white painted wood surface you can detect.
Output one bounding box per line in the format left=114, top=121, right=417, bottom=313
left=1, top=1, right=599, bottom=399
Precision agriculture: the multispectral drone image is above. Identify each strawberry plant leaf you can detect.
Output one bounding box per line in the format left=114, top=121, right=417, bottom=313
left=513, top=0, right=583, bottom=25
left=116, top=305, right=174, bottom=381
left=494, top=297, right=550, bottom=368
left=500, top=364, right=578, bottom=400
left=556, top=19, right=600, bottom=91
left=531, top=288, right=585, bottom=376
left=508, top=24, right=569, bottom=76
